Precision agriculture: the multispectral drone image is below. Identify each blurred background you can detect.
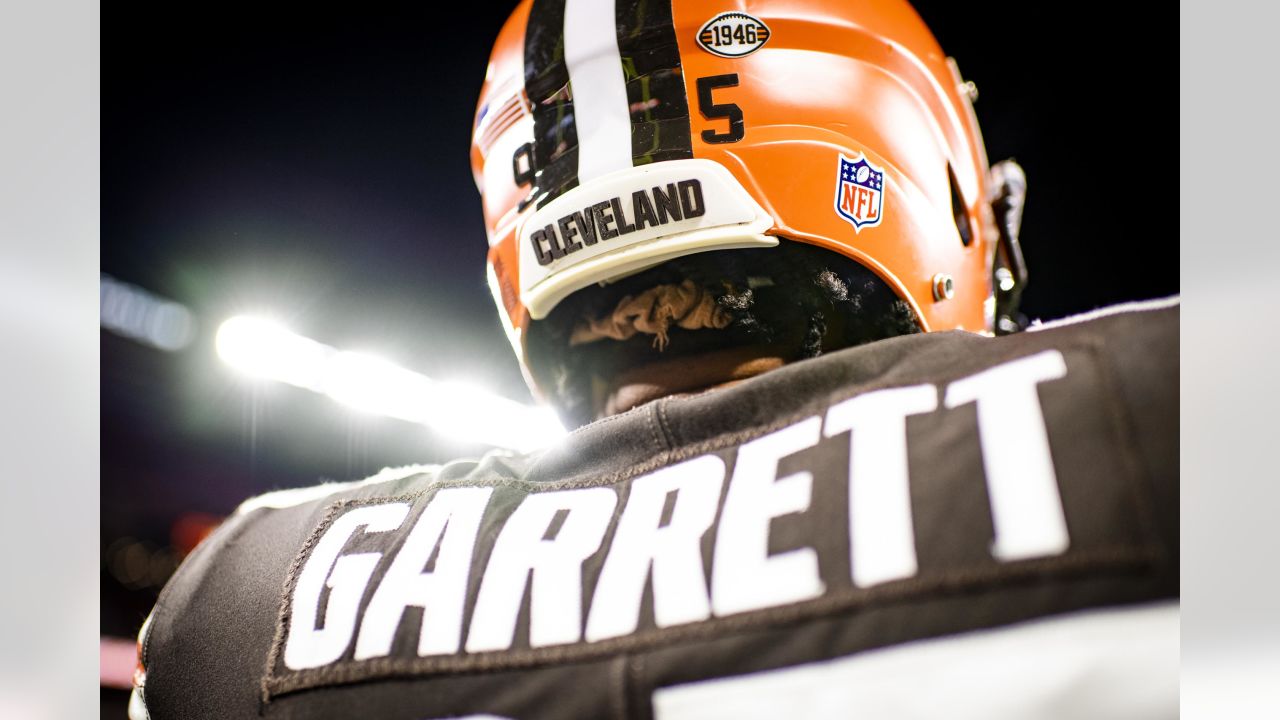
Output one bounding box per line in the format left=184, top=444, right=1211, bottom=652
left=99, top=1, right=1175, bottom=714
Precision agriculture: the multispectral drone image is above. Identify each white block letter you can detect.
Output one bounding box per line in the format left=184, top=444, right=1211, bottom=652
left=712, top=417, right=825, bottom=617
left=284, top=503, right=409, bottom=670
left=355, top=487, right=494, bottom=659
left=466, top=487, right=617, bottom=652
left=945, top=350, right=1071, bottom=561
left=585, top=455, right=726, bottom=641
left=825, top=384, right=937, bottom=587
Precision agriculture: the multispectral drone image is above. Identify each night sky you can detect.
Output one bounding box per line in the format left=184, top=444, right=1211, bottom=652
left=101, top=0, right=1173, bottom=649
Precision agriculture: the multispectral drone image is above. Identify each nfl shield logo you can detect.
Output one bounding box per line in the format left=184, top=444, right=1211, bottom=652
left=835, top=153, right=885, bottom=232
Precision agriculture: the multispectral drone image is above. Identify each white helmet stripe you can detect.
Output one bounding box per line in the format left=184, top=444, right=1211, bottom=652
left=564, top=0, right=633, bottom=183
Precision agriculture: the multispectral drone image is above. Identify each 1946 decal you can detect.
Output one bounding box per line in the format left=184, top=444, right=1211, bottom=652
left=696, top=12, right=770, bottom=59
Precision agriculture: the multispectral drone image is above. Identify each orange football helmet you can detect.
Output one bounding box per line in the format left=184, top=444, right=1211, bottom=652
left=472, top=0, right=1027, bottom=401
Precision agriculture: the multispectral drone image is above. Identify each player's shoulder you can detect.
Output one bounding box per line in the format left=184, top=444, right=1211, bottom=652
left=676, top=294, right=1180, bottom=437
left=821, top=293, right=1180, bottom=407
left=232, top=463, right=445, bottom=516
left=1024, top=295, right=1179, bottom=335
left=979, top=294, right=1180, bottom=411
left=907, top=293, right=1179, bottom=367
left=131, top=457, right=530, bottom=719
left=147, top=455, right=532, bottom=608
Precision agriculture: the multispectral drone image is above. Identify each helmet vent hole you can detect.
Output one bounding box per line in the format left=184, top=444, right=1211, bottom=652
left=948, top=164, right=973, bottom=247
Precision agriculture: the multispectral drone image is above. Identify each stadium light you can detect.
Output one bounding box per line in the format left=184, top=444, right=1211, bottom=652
left=215, top=315, right=565, bottom=452
left=100, top=274, right=196, bottom=351
left=215, top=316, right=330, bottom=390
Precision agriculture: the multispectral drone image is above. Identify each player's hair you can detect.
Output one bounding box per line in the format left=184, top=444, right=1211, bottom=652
left=527, top=242, right=920, bottom=426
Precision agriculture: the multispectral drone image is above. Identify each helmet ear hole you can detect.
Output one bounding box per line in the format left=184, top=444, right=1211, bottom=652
left=948, top=164, right=973, bottom=247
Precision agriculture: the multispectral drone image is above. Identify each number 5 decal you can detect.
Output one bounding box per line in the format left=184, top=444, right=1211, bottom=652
left=696, top=74, right=744, bottom=144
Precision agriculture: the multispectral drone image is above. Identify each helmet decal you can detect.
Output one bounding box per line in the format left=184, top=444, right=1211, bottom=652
left=696, top=12, right=771, bottom=59
left=834, top=153, right=886, bottom=233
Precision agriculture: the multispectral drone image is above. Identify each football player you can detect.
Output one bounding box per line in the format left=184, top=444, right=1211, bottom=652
left=131, top=1, right=1177, bottom=717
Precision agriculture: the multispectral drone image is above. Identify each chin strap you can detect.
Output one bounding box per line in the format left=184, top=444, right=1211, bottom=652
left=990, top=159, right=1029, bottom=334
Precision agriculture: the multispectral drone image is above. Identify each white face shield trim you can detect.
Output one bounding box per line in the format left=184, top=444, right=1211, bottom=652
left=518, top=159, right=777, bottom=321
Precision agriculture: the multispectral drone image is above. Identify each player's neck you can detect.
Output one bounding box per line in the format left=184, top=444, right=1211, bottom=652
left=596, top=344, right=789, bottom=418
